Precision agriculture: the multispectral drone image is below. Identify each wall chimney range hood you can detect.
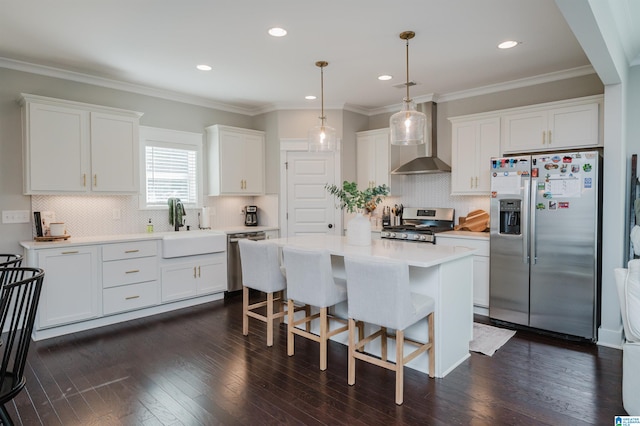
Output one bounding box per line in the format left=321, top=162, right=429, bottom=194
left=391, top=102, right=451, bottom=174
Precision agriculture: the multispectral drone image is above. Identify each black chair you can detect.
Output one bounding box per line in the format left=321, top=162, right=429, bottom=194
left=0, top=267, right=44, bottom=425
left=0, top=256, right=21, bottom=269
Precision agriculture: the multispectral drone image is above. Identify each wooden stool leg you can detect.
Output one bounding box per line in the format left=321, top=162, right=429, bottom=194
left=277, top=291, right=285, bottom=325
left=428, top=312, right=435, bottom=378
left=305, top=305, right=311, bottom=332
left=319, top=307, right=328, bottom=371
left=381, top=326, right=388, bottom=362
left=242, top=286, right=249, bottom=336
left=266, top=292, right=274, bottom=347
left=395, top=329, right=405, bottom=405
left=357, top=321, right=365, bottom=353
left=348, top=318, right=356, bottom=385
left=287, top=299, right=295, bottom=356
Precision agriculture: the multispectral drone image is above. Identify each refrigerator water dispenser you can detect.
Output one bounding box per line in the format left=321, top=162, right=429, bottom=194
left=499, top=199, right=521, bottom=235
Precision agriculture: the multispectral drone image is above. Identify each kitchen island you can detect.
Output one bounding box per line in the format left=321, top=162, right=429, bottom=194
left=267, top=235, right=476, bottom=378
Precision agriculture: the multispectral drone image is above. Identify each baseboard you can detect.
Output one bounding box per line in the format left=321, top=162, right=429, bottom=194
left=597, top=325, right=624, bottom=349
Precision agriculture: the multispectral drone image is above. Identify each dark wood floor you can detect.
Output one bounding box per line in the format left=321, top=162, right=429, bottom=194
left=5, top=294, right=625, bottom=425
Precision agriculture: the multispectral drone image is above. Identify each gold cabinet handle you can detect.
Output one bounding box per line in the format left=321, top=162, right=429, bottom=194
left=94, top=174, right=97, bottom=186
left=124, top=249, right=139, bottom=253
left=548, top=130, right=552, bottom=145
left=125, top=269, right=140, bottom=274
left=193, top=267, right=197, bottom=278
left=61, top=250, right=79, bottom=255
left=198, top=266, right=201, bottom=278
left=475, top=177, right=478, bottom=188
left=83, top=174, right=86, bottom=187
left=125, top=295, right=140, bottom=300
left=542, top=131, right=545, bottom=145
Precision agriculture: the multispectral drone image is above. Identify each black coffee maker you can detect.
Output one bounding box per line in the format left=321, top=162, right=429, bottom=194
left=244, top=206, right=258, bottom=226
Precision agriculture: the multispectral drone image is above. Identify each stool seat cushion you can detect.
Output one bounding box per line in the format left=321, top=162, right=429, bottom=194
left=344, top=256, right=435, bottom=331
left=238, top=240, right=286, bottom=293
left=282, top=246, right=347, bottom=308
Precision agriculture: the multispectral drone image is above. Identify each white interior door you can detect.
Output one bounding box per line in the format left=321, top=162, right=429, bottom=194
left=286, top=151, right=339, bottom=236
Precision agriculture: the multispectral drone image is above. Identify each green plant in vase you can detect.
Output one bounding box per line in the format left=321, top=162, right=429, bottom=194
left=325, top=181, right=389, bottom=214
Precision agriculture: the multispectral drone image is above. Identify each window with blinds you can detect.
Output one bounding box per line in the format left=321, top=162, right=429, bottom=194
left=139, top=126, right=203, bottom=210
left=145, top=145, right=197, bottom=205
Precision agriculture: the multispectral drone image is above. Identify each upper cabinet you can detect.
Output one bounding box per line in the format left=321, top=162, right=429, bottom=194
left=206, top=125, right=265, bottom=196
left=356, top=128, right=401, bottom=195
left=501, top=96, right=602, bottom=154
left=450, top=116, right=500, bottom=195
left=20, top=94, right=142, bottom=195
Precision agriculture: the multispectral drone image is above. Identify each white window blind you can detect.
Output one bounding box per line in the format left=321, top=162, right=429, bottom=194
left=145, top=145, right=198, bottom=205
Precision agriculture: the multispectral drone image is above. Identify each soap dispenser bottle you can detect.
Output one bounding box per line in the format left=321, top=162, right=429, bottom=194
left=147, top=218, right=154, bottom=233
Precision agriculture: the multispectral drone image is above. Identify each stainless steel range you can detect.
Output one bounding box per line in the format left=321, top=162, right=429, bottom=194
left=380, top=207, right=455, bottom=243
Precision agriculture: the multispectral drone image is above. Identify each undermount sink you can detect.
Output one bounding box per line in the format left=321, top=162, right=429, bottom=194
left=162, top=230, right=227, bottom=258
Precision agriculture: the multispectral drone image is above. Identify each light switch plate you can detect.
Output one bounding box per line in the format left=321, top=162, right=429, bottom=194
left=2, top=210, right=30, bottom=224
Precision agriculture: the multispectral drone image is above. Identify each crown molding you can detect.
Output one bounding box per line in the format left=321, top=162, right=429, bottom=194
left=1, top=57, right=597, bottom=117
left=0, top=57, right=255, bottom=116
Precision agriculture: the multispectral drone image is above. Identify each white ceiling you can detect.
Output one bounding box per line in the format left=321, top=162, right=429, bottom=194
left=0, top=1, right=638, bottom=115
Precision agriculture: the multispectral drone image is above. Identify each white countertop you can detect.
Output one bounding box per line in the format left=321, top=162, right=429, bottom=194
left=438, top=230, right=490, bottom=241
left=266, top=235, right=475, bottom=268
left=20, top=226, right=279, bottom=250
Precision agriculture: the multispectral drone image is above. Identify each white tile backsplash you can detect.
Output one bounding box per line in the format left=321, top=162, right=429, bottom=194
left=374, top=173, right=490, bottom=224
left=31, top=194, right=272, bottom=238
left=31, top=175, right=481, bottom=237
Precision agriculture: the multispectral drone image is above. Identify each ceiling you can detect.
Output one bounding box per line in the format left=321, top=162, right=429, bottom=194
left=0, top=1, right=638, bottom=115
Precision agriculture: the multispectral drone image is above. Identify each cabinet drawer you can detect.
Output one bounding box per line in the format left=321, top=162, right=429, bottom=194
left=103, top=280, right=159, bottom=315
left=102, top=240, right=157, bottom=261
left=103, top=256, right=158, bottom=288
left=437, top=236, right=489, bottom=256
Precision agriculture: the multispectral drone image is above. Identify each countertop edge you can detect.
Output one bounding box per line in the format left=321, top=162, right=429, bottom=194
left=21, top=226, right=280, bottom=250
left=437, top=231, right=490, bottom=241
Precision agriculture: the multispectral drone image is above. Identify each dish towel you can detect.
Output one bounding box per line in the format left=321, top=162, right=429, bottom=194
left=168, top=198, right=185, bottom=226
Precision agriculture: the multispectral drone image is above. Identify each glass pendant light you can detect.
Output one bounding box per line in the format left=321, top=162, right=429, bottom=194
left=390, top=31, right=426, bottom=146
left=308, top=61, right=337, bottom=152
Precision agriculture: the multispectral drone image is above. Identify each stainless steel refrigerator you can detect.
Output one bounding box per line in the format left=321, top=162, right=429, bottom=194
left=489, top=151, right=601, bottom=340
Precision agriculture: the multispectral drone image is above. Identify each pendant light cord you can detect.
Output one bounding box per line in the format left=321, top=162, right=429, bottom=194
left=405, top=36, right=410, bottom=102
left=320, top=64, right=325, bottom=121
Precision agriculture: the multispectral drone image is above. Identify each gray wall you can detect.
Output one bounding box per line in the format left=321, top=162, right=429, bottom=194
left=0, top=68, right=255, bottom=253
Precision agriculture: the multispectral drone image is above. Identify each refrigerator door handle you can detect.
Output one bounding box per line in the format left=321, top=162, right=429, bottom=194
left=523, top=178, right=530, bottom=265
left=530, top=178, right=537, bottom=265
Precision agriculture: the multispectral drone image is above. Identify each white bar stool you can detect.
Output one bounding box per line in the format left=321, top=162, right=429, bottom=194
left=282, top=246, right=350, bottom=371
left=344, top=256, right=435, bottom=405
left=238, top=239, right=293, bottom=347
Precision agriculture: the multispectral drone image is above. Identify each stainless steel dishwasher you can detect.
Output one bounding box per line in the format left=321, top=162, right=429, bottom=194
left=227, top=231, right=266, bottom=294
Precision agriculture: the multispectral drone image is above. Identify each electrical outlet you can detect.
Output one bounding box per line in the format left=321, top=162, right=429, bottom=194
left=2, top=210, right=30, bottom=224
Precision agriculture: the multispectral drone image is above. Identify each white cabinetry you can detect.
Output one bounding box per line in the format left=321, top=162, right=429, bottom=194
left=501, top=96, right=601, bottom=154
left=20, top=94, right=142, bottom=195
left=356, top=128, right=401, bottom=195
left=36, top=246, right=100, bottom=329
left=437, top=234, right=490, bottom=309
left=265, top=230, right=280, bottom=239
left=161, top=253, right=227, bottom=302
left=102, top=241, right=159, bottom=315
left=206, top=125, right=265, bottom=195
left=450, top=116, right=500, bottom=195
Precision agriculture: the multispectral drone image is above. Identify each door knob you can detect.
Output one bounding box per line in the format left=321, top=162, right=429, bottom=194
left=328, top=224, right=333, bottom=229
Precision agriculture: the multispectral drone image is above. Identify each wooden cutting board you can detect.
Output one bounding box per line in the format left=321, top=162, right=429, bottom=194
left=455, top=209, right=490, bottom=232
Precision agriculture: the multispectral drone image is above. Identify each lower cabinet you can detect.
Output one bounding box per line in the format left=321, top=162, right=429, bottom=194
left=36, top=246, right=100, bottom=329
left=437, top=235, right=489, bottom=308
left=102, top=240, right=160, bottom=315
left=161, top=253, right=227, bottom=302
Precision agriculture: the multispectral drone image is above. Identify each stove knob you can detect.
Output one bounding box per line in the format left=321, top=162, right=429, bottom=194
left=389, top=232, right=396, bottom=238
left=419, top=235, right=428, bottom=241
left=400, top=233, right=408, bottom=239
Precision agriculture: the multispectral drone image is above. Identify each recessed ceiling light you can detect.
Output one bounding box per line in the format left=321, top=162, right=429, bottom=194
left=378, top=75, right=393, bottom=81
left=305, top=95, right=317, bottom=100
left=268, top=27, right=287, bottom=37
left=196, top=64, right=212, bottom=71
left=498, top=40, right=519, bottom=49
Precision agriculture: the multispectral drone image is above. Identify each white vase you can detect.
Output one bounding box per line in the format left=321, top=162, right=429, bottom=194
left=347, top=212, right=372, bottom=246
